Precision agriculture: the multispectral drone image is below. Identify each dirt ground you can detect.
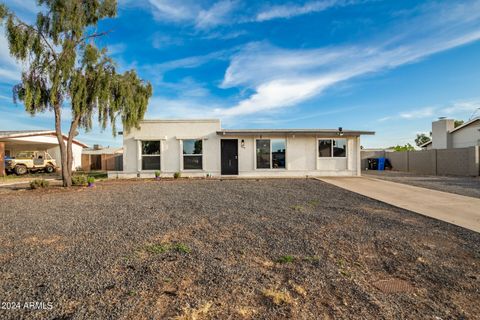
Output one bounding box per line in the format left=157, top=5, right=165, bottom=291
left=364, top=170, right=480, bottom=198
left=0, top=179, right=479, bottom=319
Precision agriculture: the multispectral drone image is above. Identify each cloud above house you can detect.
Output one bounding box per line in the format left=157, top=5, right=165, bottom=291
left=215, top=1, right=480, bottom=117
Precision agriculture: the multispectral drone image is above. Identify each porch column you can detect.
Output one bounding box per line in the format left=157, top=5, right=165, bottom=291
left=0, top=142, right=5, bottom=176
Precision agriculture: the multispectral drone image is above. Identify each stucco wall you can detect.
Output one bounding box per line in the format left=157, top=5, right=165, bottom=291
left=120, top=120, right=361, bottom=177
left=451, top=122, right=480, bottom=148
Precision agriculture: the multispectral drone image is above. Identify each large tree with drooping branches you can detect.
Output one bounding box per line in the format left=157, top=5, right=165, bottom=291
left=0, top=0, right=152, bottom=186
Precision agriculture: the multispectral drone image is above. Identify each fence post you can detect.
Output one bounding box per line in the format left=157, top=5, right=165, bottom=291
left=406, top=150, right=410, bottom=172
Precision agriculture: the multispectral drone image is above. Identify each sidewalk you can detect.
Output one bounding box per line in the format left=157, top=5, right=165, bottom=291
left=318, top=177, right=480, bottom=233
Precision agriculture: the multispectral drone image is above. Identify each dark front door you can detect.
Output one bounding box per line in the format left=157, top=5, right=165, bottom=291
left=221, top=139, right=238, bottom=175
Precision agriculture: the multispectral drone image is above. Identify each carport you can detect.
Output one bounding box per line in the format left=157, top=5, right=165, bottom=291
left=0, top=130, right=88, bottom=176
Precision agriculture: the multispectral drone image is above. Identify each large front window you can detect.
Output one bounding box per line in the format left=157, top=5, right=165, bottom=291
left=318, top=139, right=347, bottom=158
left=256, top=139, right=286, bottom=169
left=183, top=139, right=203, bottom=170
left=142, top=141, right=160, bottom=170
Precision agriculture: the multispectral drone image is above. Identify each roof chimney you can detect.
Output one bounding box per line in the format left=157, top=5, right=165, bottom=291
left=432, top=118, right=454, bottom=149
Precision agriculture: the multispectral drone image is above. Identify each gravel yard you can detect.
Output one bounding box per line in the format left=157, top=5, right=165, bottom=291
left=1, top=179, right=479, bottom=319
left=365, top=170, right=480, bottom=198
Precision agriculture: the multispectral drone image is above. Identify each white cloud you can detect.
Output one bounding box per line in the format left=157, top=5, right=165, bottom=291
left=218, top=1, right=480, bottom=117
left=378, top=99, right=480, bottom=122
left=256, top=0, right=357, bottom=22
left=0, top=30, right=22, bottom=84
left=195, top=0, right=238, bottom=30
left=147, top=0, right=199, bottom=22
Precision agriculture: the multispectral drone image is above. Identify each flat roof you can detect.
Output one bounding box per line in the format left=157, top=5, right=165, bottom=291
left=217, top=129, right=375, bottom=136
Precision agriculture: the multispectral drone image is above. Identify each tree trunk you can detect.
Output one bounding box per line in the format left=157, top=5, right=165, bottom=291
left=54, top=104, right=71, bottom=187
left=66, top=115, right=80, bottom=182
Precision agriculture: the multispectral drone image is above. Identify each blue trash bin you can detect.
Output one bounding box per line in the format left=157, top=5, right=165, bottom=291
left=378, top=157, right=385, bottom=171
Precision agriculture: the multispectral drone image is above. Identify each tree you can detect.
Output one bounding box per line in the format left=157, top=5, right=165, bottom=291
left=415, top=133, right=431, bottom=147
left=0, top=1, right=152, bottom=187
left=390, top=143, right=415, bottom=152
left=454, top=120, right=464, bottom=128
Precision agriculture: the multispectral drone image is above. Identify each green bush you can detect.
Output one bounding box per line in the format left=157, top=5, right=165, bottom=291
left=30, top=179, right=49, bottom=189
left=173, top=171, right=181, bottom=179
left=71, top=175, right=88, bottom=186
left=155, top=170, right=161, bottom=178
left=277, top=255, right=295, bottom=263
left=87, top=176, right=95, bottom=184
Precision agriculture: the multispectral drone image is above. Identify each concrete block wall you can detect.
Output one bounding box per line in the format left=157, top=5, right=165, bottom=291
left=360, top=150, right=385, bottom=170
left=386, top=151, right=409, bottom=172
left=408, top=150, right=437, bottom=175
left=367, top=146, right=480, bottom=177
left=437, top=146, right=479, bottom=176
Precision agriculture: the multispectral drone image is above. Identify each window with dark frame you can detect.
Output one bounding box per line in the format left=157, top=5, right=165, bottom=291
left=183, top=139, right=203, bottom=170
left=256, top=139, right=286, bottom=169
left=318, top=139, right=347, bottom=158
left=141, top=141, right=160, bottom=170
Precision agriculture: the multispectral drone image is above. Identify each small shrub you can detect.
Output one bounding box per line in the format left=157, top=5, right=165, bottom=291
left=30, top=179, right=49, bottom=189
left=155, top=170, right=161, bottom=178
left=173, top=171, right=181, bottom=179
left=145, top=244, right=169, bottom=254
left=71, top=175, right=87, bottom=186
left=277, top=255, right=295, bottom=263
left=87, top=176, right=95, bottom=184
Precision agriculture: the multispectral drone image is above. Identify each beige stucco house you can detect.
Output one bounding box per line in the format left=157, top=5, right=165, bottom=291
left=110, top=119, right=374, bottom=178
left=420, top=117, right=480, bottom=150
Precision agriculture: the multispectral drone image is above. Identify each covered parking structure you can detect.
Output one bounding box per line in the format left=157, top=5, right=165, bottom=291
left=0, top=130, right=87, bottom=176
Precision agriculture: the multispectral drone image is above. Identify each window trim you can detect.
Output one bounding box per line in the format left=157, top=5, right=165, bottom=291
left=255, top=138, right=287, bottom=170
left=182, top=139, right=204, bottom=171
left=317, top=138, right=347, bottom=159
left=140, top=140, right=161, bottom=171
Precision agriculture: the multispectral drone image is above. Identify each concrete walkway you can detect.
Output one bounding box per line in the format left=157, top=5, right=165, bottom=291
left=318, top=177, right=480, bottom=233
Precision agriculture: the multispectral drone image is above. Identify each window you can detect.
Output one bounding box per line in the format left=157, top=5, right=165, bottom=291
left=141, top=141, right=160, bottom=170
left=183, top=139, right=203, bottom=170
left=318, top=139, right=347, bottom=158
left=256, top=139, right=286, bottom=169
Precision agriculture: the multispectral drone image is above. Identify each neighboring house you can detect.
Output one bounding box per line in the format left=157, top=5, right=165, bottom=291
left=81, top=145, right=123, bottom=171
left=112, top=119, right=374, bottom=178
left=0, top=130, right=87, bottom=174
left=420, top=117, right=480, bottom=150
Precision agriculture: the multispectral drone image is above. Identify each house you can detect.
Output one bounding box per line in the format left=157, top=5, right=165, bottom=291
left=81, top=145, right=123, bottom=171
left=420, top=117, right=480, bottom=150
left=0, top=130, right=87, bottom=175
left=111, top=119, right=374, bottom=178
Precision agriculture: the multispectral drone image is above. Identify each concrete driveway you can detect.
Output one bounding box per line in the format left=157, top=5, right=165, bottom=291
left=318, top=177, right=480, bottom=233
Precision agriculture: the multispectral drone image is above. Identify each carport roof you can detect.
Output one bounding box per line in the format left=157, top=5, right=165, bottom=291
left=217, top=129, right=375, bottom=136
left=0, top=130, right=88, bottom=147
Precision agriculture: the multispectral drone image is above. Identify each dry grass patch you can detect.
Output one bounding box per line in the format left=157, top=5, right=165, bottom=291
left=262, top=289, right=294, bottom=306
left=174, top=302, right=213, bottom=320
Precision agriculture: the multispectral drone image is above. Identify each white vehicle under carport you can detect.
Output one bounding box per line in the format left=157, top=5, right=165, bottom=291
left=5, top=151, right=57, bottom=175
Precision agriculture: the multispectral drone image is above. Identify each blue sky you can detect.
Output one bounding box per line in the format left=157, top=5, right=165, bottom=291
left=1, top=0, right=480, bottom=148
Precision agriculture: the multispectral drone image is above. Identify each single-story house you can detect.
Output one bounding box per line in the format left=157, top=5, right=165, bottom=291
left=109, top=119, right=374, bottom=178
left=0, top=130, right=87, bottom=175
left=421, top=117, right=480, bottom=150
left=81, top=145, right=123, bottom=171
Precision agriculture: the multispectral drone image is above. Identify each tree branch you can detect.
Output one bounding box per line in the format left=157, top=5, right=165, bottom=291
left=15, top=21, right=58, bottom=61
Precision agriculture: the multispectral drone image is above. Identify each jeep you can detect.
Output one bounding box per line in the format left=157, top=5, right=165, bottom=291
left=5, top=151, right=57, bottom=175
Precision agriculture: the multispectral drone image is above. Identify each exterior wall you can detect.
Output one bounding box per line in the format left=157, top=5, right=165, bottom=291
left=123, top=120, right=222, bottom=176
left=432, top=119, right=454, bottom=149
left=0, top=142, right=5, bottom=176
left=381, top=147, right=479, bottom=176
left=408, top=150, right=437, bottom=175
left=386, top=151, right=409, bottom=172
left=437, top=147, right=479, bottom=176
left=451, top=122, right=480, bottom=148
left=360, top=150, right=385, bottom=170
left=118, top=120, right=361, bottom=178
left=46, top=144, right=83, bottom=171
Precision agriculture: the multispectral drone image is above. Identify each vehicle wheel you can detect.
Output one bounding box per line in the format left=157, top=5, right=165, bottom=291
left=45, top=165, right=55, bottom=174
left=14, top=165, right=28, bottom=175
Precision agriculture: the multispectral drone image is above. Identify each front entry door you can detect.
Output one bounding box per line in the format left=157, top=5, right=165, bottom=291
left=221, top=139, right=238, bottom=175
